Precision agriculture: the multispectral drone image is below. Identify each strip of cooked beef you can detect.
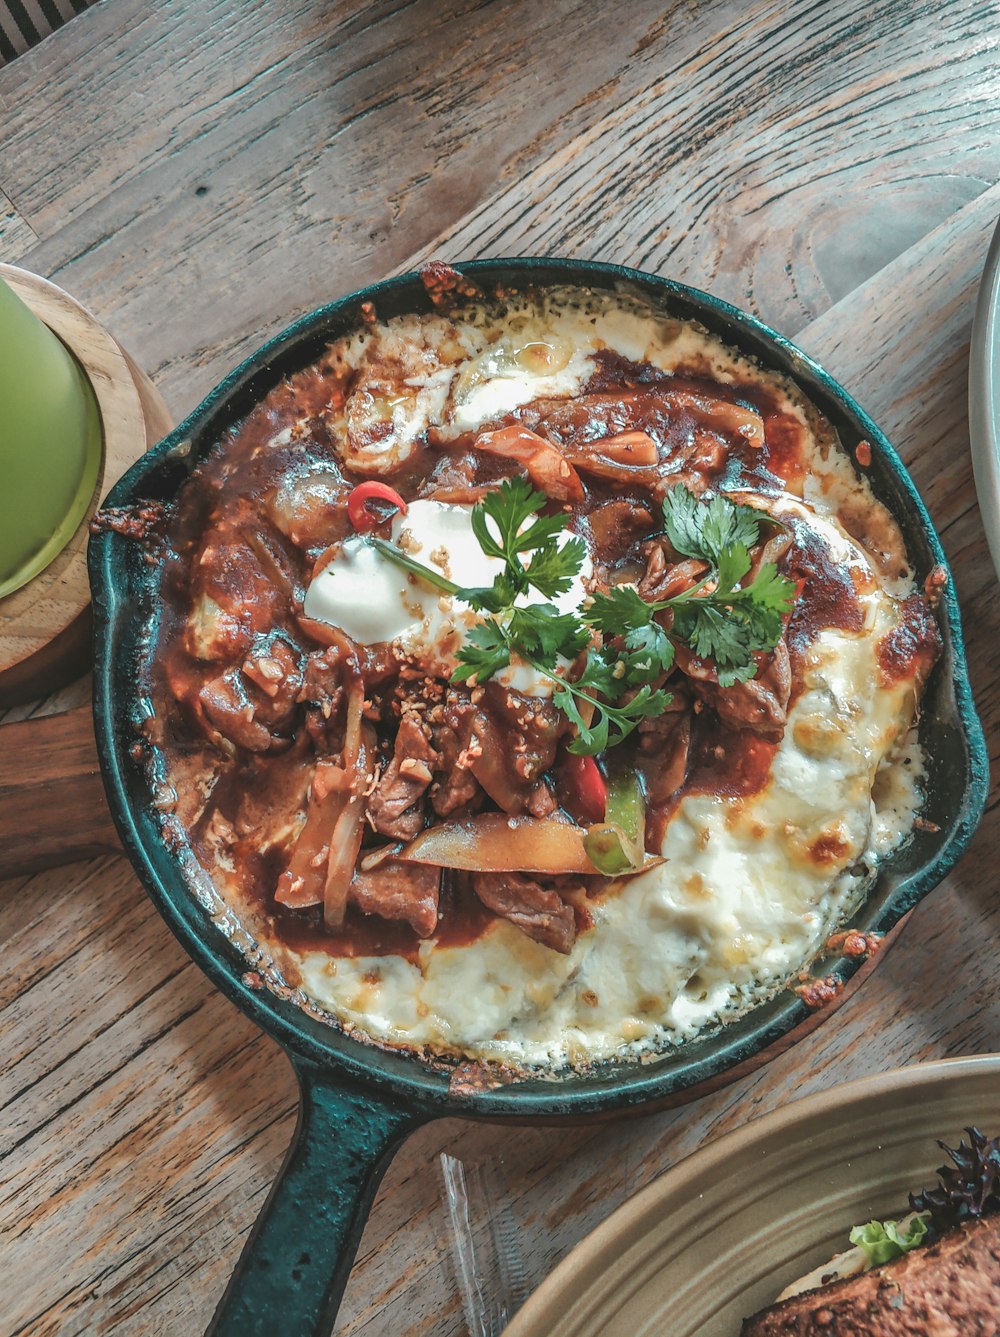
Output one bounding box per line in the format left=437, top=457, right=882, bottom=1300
left=636, top=699, right=691, bottom=806
left=682, top=639, right=792, bottom=736
left=298, top=644, right=350, bottom=757
left=468, top=682, right=564, bottom=815
left=525, top=783, right=558, bottom=817
left=367, top=713, right=438, bottom=838
left=524, top=391, right=639, bottom=444
left=587, top=498, right=656, bottom=567
left=417, top=446, right=511, bottom=504
left=429, top=685, right=561, bottom=818
left=637, top=541, right=710, bottom=602
left=241, top=637, right=302, bottom=730
left=740, top=1213, right=1000, bottom=1336
left=429, top=692, right=482, bottom=816
left=472, top=871, right=576, bottom=954
left=349, top=861, right=441, bottom=938
left=198, top=672, right=275, bottom=752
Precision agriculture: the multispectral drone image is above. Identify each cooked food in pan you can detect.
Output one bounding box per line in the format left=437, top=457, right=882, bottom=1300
left=141, top=269, right=940, bottom=1069
left=742, top=1127, right=1000, bottom=1334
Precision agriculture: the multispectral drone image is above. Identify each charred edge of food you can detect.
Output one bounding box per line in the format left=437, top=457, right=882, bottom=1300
left=824, top=930, right=882, bottom=960
left=793, top=974, right=846, bottom=1010
left=90, top=500, right=167, bottom=540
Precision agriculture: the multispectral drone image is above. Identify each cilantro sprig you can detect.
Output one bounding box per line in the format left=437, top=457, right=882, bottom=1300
left=586, top=486, right=796, bottom=687
left=374, top=478, right=587, bottom=610
left=452, top=615, right=669, bottom=755
left=371, top=478, right=798, bottom=752
left=461, top=477, right=588, bottom=612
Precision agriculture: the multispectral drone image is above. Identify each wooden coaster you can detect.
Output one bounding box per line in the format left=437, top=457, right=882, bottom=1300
left=0, top=265, right=172, bottom=705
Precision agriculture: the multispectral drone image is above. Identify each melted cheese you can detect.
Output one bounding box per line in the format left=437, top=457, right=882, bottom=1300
left=324, top=288, right=724, bottom=469
left=183, top=286, right=930, bottom=1071
left=293, top=510, right=922, bottom=1066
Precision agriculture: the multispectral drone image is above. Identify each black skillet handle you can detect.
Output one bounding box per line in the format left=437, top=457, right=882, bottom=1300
left=207, top=1056, right=427, bottom=1337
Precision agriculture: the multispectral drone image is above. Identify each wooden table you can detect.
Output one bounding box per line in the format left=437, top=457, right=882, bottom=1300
left=2, top=2, right=999, bottom=1332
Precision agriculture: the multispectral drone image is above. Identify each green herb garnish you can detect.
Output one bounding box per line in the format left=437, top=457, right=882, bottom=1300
left=463, top=477, right=588, bottom=609
left=370, top=537, right=460, bottom=595
left=586, top=486, right=796, bottom=687
left=849, top=1215, right=930, bottom=1266
left=371, top=477, right=798, bottom=753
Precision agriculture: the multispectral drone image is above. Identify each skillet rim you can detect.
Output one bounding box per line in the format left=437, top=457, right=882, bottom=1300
left=88, top=256, right=989, bottom=1119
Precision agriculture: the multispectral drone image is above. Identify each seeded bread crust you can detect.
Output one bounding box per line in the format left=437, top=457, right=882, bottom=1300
left=741, top=1214, right=1000, bottom=1336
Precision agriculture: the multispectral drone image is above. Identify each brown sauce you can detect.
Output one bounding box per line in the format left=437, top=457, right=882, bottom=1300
left=784, top=516, right=866, bottom=665
left=241, top=863, right=499, bottom=963
left=143, top=299, right=935, bottom=966
left=685, top=713, right=780, bottom=799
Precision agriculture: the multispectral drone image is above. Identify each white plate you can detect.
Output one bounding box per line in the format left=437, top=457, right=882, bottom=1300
left=970, top=216, right=1000, bottom=578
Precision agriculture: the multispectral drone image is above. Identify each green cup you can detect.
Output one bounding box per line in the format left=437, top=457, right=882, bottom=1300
left=0, top=276, right=103, bottom=600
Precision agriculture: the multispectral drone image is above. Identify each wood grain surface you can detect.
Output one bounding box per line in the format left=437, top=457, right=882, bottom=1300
left=0, top=706, right=118, bottom=876
left=1, top=1, right=999, bottom=1334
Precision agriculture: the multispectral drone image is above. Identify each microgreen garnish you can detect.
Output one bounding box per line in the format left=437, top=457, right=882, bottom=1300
left=849, top=1215, right=930, bottom=1266
left=909, top=1127, right=1000, bottom=1231
left=370, top=478, right=798, bottom=752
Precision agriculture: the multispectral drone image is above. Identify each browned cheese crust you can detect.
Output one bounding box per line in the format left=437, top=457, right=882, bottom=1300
left=741, top=1215, right=1000, bottom=1336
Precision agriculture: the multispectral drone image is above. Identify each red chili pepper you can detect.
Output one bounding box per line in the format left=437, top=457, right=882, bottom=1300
left=563, top=753, right=607, bottom=825
left=347, top=481, right=408, bottom=531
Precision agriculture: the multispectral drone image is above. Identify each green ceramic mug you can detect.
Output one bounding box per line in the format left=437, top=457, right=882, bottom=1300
left=0, top=275, right=103, bottom=600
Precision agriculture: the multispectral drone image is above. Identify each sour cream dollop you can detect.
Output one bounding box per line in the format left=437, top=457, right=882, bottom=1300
left=303, top=499, right=591, bottom=695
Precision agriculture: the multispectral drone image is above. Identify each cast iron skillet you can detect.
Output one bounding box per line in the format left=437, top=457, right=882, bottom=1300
left=89, top=258, right=988, bottom=1336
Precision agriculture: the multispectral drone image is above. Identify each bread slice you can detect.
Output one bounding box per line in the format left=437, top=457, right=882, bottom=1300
left=741, top=1213, right=1000, bottom=1335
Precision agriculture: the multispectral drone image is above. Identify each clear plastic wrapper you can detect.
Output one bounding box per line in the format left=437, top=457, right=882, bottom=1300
left=439, top=1152, right=530, bottom=1335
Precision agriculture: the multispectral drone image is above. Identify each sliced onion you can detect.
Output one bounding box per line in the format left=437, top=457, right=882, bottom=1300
left=472, top=425, right=584, bottom=502
left=275, top=640, right=368, bottom=916
left=323, top=725, right=376, bottom=928
left=295, top=613, right=342, bottom=647
left=395, top=812, right=664, bottom=875
left=669, top=390, right=765, bottom=447
left=275, top=786, right=339, bottom=909
left=558, top=456, right=661, bottom=486
left=320, top=626, right=365, bottom=770
left=241, top=527, right=301, bottom=602
left=565, top=430, right=658, bottom=467
left=358, top=841, right=404, bottom=873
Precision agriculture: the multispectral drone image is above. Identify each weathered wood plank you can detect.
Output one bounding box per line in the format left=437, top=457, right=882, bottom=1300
left=0, top=0, right=672, bottom=414
left=797, top=183, right=1000, bottom=750
left=2, top=0, right=996, bottom=420
left=411, top=0, right=1000, bottom=337
left=0, top=186, right=37, bottom=261
left=2, top=2, right=1000, bottom=1335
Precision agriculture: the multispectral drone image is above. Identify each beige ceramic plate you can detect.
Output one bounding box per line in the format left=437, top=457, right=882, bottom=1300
left=502, top=1055, right=1000, bottom=1337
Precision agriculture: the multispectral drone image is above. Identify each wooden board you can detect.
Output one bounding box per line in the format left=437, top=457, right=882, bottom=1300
left=0, top=264, right=172, bottom=703
left=0, top=705, right=119, bottom=877
left=0, top=2, right=999, bottom=1335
